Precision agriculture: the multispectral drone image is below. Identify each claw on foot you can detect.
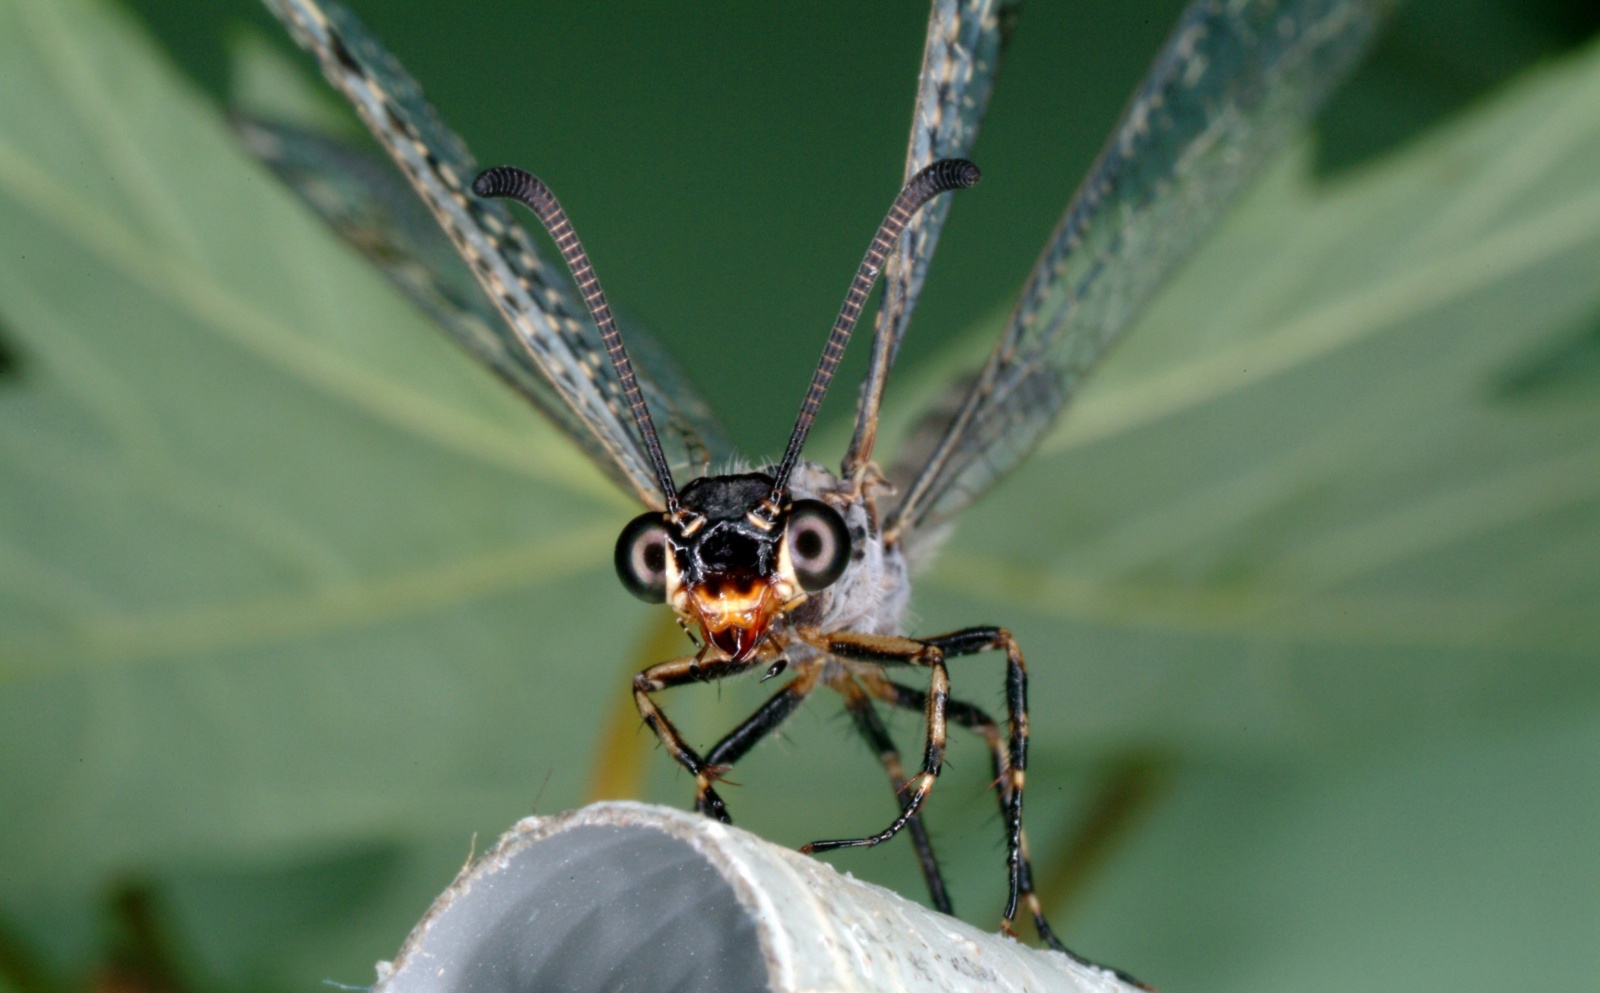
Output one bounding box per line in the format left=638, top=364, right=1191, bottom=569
left=697, top=764, right=736, bottom=786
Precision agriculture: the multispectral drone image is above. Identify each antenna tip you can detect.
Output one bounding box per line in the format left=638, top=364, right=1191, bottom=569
left=913, top=159, right=981, bottom=197
left=471, top=165, right=528, bottom=199
left=945, top=158, right=982, bottom=188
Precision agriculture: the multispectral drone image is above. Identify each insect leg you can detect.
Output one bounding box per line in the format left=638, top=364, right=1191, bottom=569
left=862, top=669, right=1148, bottom=983
left=812, top=631, right=1036, bottom=928
left=695, top=661, right=824, bottom=819
left=633, top=653, right=762, bottom=824
left=797, top=631, right=949, bottom=855
left=916, top=628, right=1031, bottom=922
left=833, top=675, right=953, bottom=915
left=859, top=669, right=1068, bottom=948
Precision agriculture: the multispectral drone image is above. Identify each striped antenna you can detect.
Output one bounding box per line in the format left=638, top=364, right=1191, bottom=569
left=473, top=166, right=681, bottom=515
left=769, top=159, right=980, bottom=498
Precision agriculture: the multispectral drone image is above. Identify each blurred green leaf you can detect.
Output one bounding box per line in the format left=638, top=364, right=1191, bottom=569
left=1077, top=708, right=1600, bottom=991
left=0, top=0, right=635, bottom=895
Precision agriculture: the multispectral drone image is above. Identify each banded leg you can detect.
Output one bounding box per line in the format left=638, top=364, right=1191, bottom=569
left=813, top=630, right=1034, bottom=923
left=833, top=675, right=953, bottom=914
left=633, top=652, right=763, bottom=823
left=693, top=662, right=824, bottom=818
left=798, top=630, right=951, bottom=855
left=932, top=628, right=1031, bottom=923
left=860, top=668, right=1069, bottom=952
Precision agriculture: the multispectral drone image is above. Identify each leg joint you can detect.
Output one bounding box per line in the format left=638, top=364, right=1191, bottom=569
left=924, top=625, right=1014, bottom=660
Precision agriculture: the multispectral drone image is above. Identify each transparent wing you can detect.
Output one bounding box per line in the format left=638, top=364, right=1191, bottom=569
left=234, top=116, right=729, bottom=490
left=843, top=0, right=1019, bottom=476
left=890, top=0, right=1393, bottom=535
left=260, top=0, right=730, bottom=509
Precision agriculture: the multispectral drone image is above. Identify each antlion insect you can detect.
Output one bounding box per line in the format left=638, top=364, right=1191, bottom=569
left=254, top=0, right=1390, bottom=961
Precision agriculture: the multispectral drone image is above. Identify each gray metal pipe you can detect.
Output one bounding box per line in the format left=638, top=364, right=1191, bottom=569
left=371, top=801, right=1142, bottom=993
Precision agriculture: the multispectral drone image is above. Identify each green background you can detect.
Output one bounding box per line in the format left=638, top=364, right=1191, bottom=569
left=1, top=1, right=1597, bottom=992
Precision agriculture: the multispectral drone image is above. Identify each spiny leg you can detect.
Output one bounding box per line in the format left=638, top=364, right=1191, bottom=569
left=859, top=668, right=1073, bottom=951
left=834, top=630, right=1033, bottom=925
left=633, top=652, right=762, bottom=824
left=833, top=675, right=953, bottom=915
left=930, top=628, right=1031, bottom=922
left=693, top=661, right=824, bottom=819
left=798, top=631, right=950, bottom=854
left=857, top=634, right=1130, bottom=975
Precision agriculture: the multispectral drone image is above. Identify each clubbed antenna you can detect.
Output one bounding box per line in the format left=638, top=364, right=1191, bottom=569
left=473, top=165, right=681, bottom=515
left=768, top=159, right=980, bottom=501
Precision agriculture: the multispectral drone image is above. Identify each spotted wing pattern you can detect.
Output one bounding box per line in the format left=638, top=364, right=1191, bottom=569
left=844, top=0, right=1019, bottom=475
left=260, top=0, right=729, bottom=509
left=234, top=117, right=729, bottom=488
left=890, top=0, right=1392, bottom=535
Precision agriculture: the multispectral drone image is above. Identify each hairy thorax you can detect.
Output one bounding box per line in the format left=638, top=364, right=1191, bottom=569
left=776, top=460, right=911, bottom=643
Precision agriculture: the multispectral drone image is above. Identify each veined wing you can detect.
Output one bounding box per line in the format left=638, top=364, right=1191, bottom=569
left=234, top=117, right=729, bottom=489
left=890, top=0, right=1393, bottom=536
left=260, top=0, right=729, bottom=509
left=844, top=0, right=1019, bottom=476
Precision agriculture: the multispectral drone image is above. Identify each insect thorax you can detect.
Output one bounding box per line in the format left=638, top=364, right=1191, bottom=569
left=781, top=461, right=910, bottom=639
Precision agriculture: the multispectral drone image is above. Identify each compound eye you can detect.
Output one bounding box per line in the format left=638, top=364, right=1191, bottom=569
left=615, top=512, right=670, bottom=603
left=786, top=499, right=851, bottom=592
